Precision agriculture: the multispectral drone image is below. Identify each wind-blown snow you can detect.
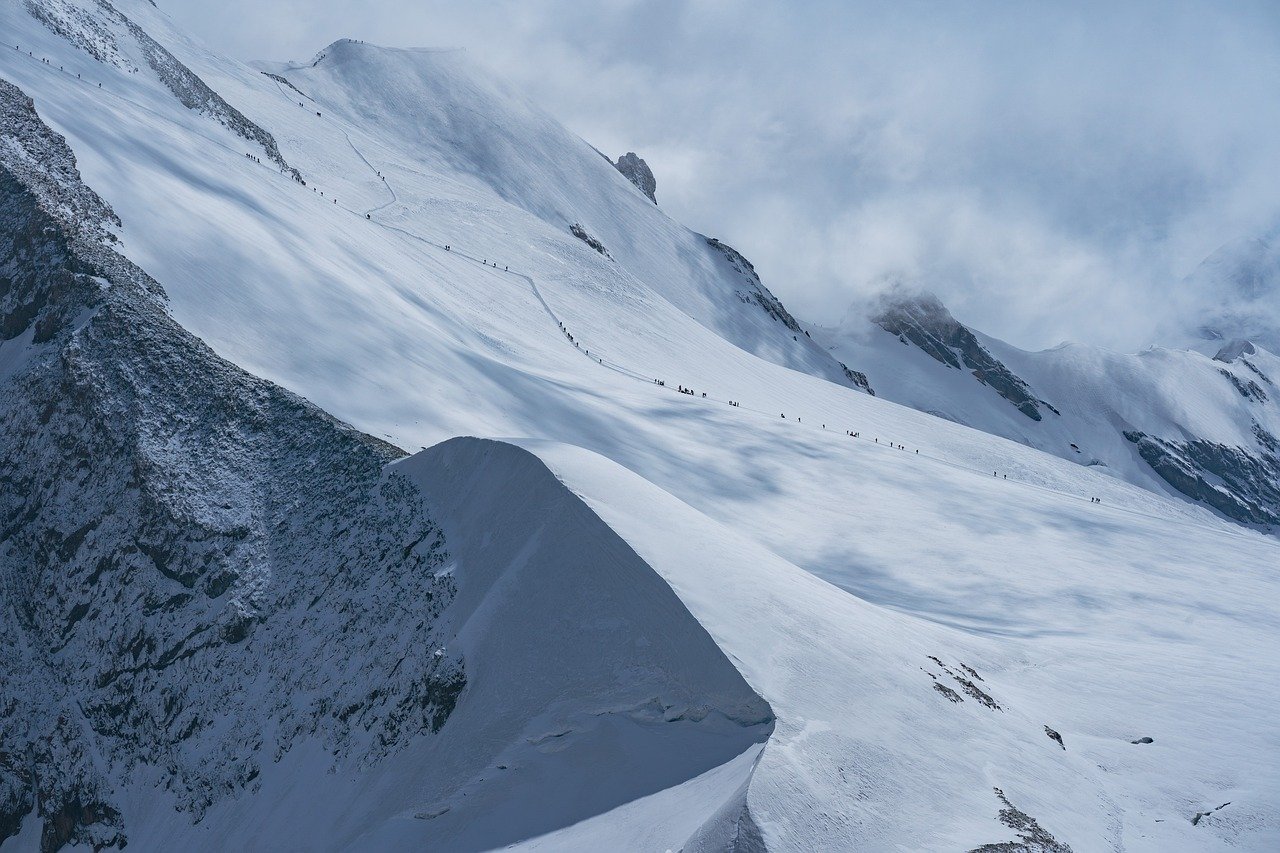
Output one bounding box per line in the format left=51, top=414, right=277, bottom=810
left=3, top=1, right=1279, bottom=849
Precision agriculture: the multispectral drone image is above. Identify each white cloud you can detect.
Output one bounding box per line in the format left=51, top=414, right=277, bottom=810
left=163, top=0, right=1280, bottom=349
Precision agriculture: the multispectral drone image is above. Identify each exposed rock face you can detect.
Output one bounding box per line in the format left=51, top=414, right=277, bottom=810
left=707, top=237, right=804, bottom=335
left=570, top=221, right=611, bottom=258
left=614, top=151, right=656, bottom=203
left=970, top=787, right=1072, bottom=853
left=840, top=363, right=875, bottom=396
left=1123, top=430, right=1280, bottom=527
left=261, top=70, right=309, bottom=100
left=0, top=78, right=461, bottom=850
left=706, top=237, right=875, bottom=395
left=874, top=292, right=1056, bottom=421
left=25, top=0, right=303, bottom=182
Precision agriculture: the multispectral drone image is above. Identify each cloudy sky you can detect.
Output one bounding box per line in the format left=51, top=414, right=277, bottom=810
left=166, top=0, right=1280, bottom=350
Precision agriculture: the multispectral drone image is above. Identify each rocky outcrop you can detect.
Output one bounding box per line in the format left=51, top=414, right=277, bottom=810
left=1123, top=430, right=1280, bottom=527
left=0, top=77, right=460, bottom=850
left=614, top=152, right=656, bottom=203
left=970, top=787, right=1072, bottom=853
left=570, top=221, right=611, bottom=258
left=874, top=292, right=1056, bottom=421
left=840, top=362, right=875, bottom=395
left=260, top=70, right=309, bottom=101
left=707, top=237, right=804, bottom=334
left=1218, top=368, right=1269, bottom=403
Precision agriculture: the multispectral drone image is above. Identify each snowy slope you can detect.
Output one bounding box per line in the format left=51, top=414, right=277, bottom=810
left=3, top=1, right=1279, bottom=850
left=815, top=290, right=1280, bottom=528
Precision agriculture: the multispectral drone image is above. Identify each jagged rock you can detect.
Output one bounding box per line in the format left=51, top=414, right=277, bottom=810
left=873, top=291, right=1056, bottom=421
left=840, top=362, right=876, bottom=395
left=569, top=222, right=611, bottom=259
left=970, top=787, right=1072, bottom=852
left=706, top=237, right=804, bottom=335
left=1191, top=802, right=1231, bottom=826
left=1218, top=368, right=1269, bottom=402
left=613, top=152, right=656, bottom=203
left=1124, top=430, right=1280, bottom=526
left=0, top=77, right=461, bottom=850
left=1044, top=726, right=1064, bottom=749
left=933, top=682, right=964, bottom=703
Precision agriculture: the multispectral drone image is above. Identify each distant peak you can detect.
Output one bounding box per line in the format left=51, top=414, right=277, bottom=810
left=614, top=152, right=657, bottom=203
left=1213, top=339, right=1256, bottom=363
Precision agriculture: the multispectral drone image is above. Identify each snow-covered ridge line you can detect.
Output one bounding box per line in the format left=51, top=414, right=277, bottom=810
left=23, top=0, right=302, bottom=181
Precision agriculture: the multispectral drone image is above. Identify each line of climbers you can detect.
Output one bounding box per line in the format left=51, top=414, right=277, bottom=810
left=220, top=62, right=1118, bottom=515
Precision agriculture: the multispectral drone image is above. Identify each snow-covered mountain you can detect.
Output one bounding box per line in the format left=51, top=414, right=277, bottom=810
left=2, top=1, right=1278, bottom=851
left=1176, top=235, right=1280, bottom=355
left=814, top=288, right=1280, bottom=529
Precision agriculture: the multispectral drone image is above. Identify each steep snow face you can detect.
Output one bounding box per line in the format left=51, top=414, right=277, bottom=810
left=256, top=36, right=853, bottom=384
left=816, top=292, right=1280, bottom=529
left=387, top=438, right=771, bottom=852
left=22, top=0, right=300, bottom=179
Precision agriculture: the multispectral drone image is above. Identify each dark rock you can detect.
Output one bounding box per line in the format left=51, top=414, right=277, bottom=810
left=569, top=222, right=611, bottom=259
left=1123, top=430, right=1280, bottom=526
left=840, top=363, right=876, bottom=396
left=970, top=787, right=1072, bottom=852
left=1131, top=737, right=1154, bottom=744
left=706, top=238, right=803, bottom=335
left=1191, top=802, right=1230, bottom=826
left=933, top=682, right=964, bottom=703
left=260, top=71, right=309, bottom=101
left=613, top=152, right=656, bottom=203
left=1219, top=368, right=1268, bottom=402
left=872, top=291, right=1055, bottom=421
left=1213, top=339, right=1256, bottom=363
left=1044, top=726, right=1064, bottom=749
left=953, top=675, right=1001, bottom=711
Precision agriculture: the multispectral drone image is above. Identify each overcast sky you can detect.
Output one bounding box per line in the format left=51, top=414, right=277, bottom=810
left=165, top=0, right=1280, bottom=350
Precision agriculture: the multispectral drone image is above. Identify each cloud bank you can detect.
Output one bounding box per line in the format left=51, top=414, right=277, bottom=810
left=165, top=0, right=1280, bottom=350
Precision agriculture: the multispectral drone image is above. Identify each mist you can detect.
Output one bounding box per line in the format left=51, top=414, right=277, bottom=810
left=164, top=0, right=1280, bottom=351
